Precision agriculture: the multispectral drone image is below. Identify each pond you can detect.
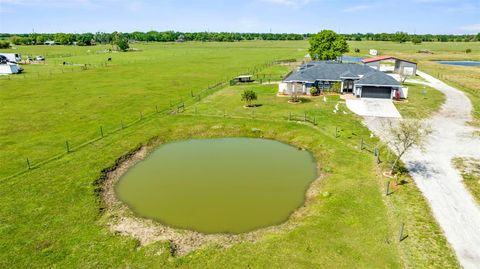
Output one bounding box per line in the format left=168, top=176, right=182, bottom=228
left=437, top=61, right=480, bottom=67
left=115, top=138, right=318, bottom=234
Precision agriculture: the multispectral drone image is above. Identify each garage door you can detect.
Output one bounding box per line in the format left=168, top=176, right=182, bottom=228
left=361, top=86, right=392, bottom=99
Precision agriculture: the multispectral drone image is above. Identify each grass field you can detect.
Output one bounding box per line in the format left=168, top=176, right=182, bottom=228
left=348, top=41, right=480, bottom=126
left=0, top=41, right=461, bottom=268
left=395, top=82, right=446, bottom=119
left=454, top=158, right=480, bottom=205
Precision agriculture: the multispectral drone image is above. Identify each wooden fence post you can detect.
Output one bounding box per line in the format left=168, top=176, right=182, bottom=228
left=385, top=181, right=390, bottom=196
left=289, top=112, right=292, bottom=121
left=304, top=112, right=307, bottom=122
left=100, top=126, right=104, bottom=138
left=26, top=158, right=31, bottom=169
left=65, top=141, right=70, bottom=153
left=155, top=105, right=158, bottom=113
left=399, top=223, right=405, bottom=242
left=360, top=138, right=364, bottom=150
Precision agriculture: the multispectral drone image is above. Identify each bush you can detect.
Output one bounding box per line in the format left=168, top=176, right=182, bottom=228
left=310, top=86, right=319, bottom=96
left=0, top=40, right=10, bottom=49
left=412, top=37, right=422, bottom=45
left=331, top=82, right=341, bottom=93
left=466, top=48, right=472, bottom=53
left=354, top=48, right=360, bottom=53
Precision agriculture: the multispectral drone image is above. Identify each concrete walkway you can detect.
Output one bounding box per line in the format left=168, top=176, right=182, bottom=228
left=346, top=98, right=402, bottom=118
left=363, top=70, right=480, bottom=269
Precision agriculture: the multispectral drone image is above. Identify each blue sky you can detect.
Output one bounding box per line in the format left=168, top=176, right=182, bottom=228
left=0, top=0, right=479, bottom=34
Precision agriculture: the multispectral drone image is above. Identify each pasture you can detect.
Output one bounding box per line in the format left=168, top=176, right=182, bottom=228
left=0, top=41, right=461, bottom=268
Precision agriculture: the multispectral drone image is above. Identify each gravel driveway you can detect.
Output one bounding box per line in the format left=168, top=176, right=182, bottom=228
left=364, top=70, right=480, bottom=269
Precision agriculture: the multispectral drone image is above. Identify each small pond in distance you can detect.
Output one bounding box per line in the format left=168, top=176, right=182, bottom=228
left=115, top=138, right=318, bottom=234
left=437, top=61, right=480, bottom=67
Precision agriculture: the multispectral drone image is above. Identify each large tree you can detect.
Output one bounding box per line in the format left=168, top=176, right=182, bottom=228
left=308, top=30, right=349, bottom=60
left=112, top=32, right=129, bottom=51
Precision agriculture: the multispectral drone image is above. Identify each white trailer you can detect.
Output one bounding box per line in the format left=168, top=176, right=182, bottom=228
left=0, top=64, right=21, bottom=75
left=0, top=53, right=22, bottom=63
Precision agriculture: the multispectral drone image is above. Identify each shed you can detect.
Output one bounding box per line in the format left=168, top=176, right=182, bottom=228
left=362, top=56, right=417, bottom=76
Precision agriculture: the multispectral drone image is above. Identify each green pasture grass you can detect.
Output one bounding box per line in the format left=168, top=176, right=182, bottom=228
left=395, top=82, right=446, bottom=119
left=0, top=41, right=459, bottom=268
left=0, top=41, right=307, bottom=176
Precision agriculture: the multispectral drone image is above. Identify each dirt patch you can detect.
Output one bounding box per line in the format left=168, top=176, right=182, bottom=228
left=99, top=140, right=324, bottom=256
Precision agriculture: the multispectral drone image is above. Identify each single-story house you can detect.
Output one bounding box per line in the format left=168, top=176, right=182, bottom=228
left=279, top=61, right=403, bottom=99
left=362, top=56, right=417, bottom=76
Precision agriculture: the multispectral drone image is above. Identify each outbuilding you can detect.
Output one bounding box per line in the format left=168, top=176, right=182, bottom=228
left=362, top=56, right=417, bottom=76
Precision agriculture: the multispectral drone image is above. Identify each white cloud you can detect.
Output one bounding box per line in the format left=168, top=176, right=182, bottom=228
left=460, top=24, right=480, bottom=32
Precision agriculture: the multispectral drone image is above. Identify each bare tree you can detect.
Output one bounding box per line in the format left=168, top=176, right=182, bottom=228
left=386, top=120, right=432, bottom=175
left=399, top=73, right=410, bottom=84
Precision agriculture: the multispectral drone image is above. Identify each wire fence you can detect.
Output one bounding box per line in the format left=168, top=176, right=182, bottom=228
left=0, top=58, right=300, bottom=182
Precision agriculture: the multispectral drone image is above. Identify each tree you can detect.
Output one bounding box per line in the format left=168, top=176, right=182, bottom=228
left=412, top=36, right=422, bottom=45
left=386, top=120, right=432, bottom=175
left=112, top=32, right=129, bottom=51
left=393, top=31, right=409, bottom=43
left=0, top=40, right=10, bottom=49
left=308, top=30, right=349, bottom=60
left=241, top=90, right=257, bottom=107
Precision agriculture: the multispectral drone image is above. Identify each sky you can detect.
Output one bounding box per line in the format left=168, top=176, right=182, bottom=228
left=0, top=0, right=479, bottom=34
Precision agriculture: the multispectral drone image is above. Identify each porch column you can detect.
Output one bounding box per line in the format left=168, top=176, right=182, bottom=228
left=340, top=81, right=344, bottom=93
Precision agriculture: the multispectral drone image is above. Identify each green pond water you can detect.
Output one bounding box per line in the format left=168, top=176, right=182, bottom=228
left=115, top=138, right=318, bottom=234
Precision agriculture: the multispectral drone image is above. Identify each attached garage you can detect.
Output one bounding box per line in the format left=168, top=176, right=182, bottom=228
left=361, top=86, right=392, bottom=99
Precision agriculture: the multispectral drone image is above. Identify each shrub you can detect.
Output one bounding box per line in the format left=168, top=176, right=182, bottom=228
left=0, top=40, right=10, bottom=49
left=241, top=90, right=257, bottom=107
left=354, top=48, right=360, bottom=53
left=466, top=48, right=472, bottom=53
left=331, top=82, right=341, bottom=93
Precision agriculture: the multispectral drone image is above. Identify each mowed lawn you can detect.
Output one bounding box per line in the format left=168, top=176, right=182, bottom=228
left=0, top=41, right=459, bottom=268
left=395, top=82, right=446, bottom=119
left=0, top=41, right=307, bottom=176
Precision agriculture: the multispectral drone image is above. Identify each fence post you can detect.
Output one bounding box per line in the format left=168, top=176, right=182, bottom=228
left=65, top=141, right=70, bottom=153
left=399, top=223, right=405, bottom=242
left=385, top=181, right=390, bottom=196
left=313, top=116, right=316, bottom=125
left=335, top=127, right=339, bottom=138
left=100, top=126, right=104, bottom=138
left=289, top=112, right=292, bottom=121
left=26, top=158, right=31, bottom=169
left=190, top=89, right=194, bottom=97
left=155, top=105, right=158, bottom=113
left=360, top=138, right=364, bottom=150
left=304, top=112, right=307, bottom=122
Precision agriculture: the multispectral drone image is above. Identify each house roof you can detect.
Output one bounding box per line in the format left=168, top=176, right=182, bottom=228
left=355, top=72, right=401, bottom=87
left=285, top=62, right=399, bottom=87
left=362, top=55, right=417, bottom=65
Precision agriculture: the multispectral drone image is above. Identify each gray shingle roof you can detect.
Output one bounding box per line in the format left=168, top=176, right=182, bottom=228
left=285, top=62, right=400, bottom=87
left=355, top=72, right=400, bottom=86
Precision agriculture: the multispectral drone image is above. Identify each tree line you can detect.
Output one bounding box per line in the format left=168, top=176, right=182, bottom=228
left=341, top=32, right=480, bottom=43
left=0, top=31, right=479, bottom=47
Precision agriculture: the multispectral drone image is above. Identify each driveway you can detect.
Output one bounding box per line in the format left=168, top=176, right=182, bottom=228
left=346, top=98, right=401, bottom=118
left=364, top=70, right=480, bottom=269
